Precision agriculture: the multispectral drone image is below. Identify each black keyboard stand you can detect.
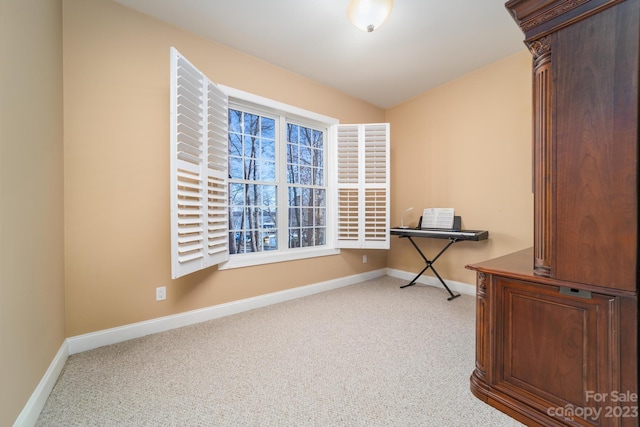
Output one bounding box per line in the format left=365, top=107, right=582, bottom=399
left=399, top=236, right=461, bottom=300
left=390, top=227, right=488, bottom=301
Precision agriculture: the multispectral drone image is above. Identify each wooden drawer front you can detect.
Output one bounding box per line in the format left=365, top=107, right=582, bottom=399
left=492, top=277, right=620, bottom=426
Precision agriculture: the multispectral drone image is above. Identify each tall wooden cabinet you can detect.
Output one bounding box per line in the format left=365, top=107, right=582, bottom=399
left=467, top=1, right=639, bottom=425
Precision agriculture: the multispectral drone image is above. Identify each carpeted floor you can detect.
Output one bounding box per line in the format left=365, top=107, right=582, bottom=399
left=36, top=276, right=523, bottom=426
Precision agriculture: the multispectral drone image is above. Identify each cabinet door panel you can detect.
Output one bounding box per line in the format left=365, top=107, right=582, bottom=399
left=492, top=277, right=620, bottom=426
left=553, top=0, right=639, bottom=291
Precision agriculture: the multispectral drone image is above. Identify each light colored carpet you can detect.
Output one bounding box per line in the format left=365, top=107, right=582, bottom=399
left=36, top=276, right=523, bottom=426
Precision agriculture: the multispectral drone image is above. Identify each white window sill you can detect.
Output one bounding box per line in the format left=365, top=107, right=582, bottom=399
left=218, top=247, right=341, bottom=270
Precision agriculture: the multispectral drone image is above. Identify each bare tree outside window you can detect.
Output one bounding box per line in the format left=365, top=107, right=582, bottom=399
left=228, top=109, right=277, bottom=254
left=287, top=124, right=325, bottom=249
left=228, top=107, right=326, bottom=255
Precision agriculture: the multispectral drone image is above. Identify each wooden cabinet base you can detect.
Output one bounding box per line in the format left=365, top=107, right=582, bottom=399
left=468, top=249, right=638, bottom=427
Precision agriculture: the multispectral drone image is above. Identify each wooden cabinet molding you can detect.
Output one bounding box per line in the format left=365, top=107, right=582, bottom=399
left=529, top=35, right=553, bottom=277
left=506, top=0, right=619, bottom=40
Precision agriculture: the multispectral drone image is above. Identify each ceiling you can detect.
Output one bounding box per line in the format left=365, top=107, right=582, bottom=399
left=112, top=0, right=526, bottom=109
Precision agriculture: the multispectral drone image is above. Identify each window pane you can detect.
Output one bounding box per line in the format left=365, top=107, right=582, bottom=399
left=300, top=187, right=312, bottom=206
left=229, top=183, right=244, bottom=206
left=287, top=163, right=298, bottom=183
left=315, top=208, right=326, bottom=226
left=242, top=158, right=253, bottom=180
left=229, top=156, right=243, bottom=180
left=261, top=117, right=275, bottom=139
left=314, top=147, right=323, bottom=167
left=288, top=229, right=300, bottom=248
left=314, top=189, right=326, bottom=207
left=229, top=206, right=244, bottom=230
left=260, top=160, right=276, bottom=181
left=229, top=134, right=242, bottom=156
left=299, top=166, right=312, bottom=185
left=261, top=138, right=275, bottom=159
left=313, top=130, right=323, bottom=149
left=300, top=145, right=312, bottom=166
left=288, top=207, right=300, bottom=227
left=288, top=186, right=299, bottom=206
left=301, top=227, right=313, bottom=247
left=229, top=110, right=242, bottom=133
left=313, top=167, right=323, bottom=186
left=261, top=231, right=277, bottom=251
left=262, top=185, right=277, bottom=208
left=245, top=183, right=258, bottom=205
left=287, top=142, right=298, bottom=165
left=287, top=123, right=298, bottom=143
left=244, top=113, right=259, bottom=135
left=300, top=127, right=312, bottom=146
left=244, top=136, right=258, bottom=159
left=301, top=208, right=314, bottom=227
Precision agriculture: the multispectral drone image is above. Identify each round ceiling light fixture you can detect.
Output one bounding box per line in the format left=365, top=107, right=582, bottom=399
left=347, top=0, right=394, bottom=33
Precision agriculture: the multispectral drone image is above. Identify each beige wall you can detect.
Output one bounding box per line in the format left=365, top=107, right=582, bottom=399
left=63, top=0, right=387, bottom=337
left=386, top=49, right=533, bottom=285
left=0, top=0, right=65, bottom=424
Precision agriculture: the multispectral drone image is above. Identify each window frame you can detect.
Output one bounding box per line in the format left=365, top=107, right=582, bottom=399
left=218, top=86, right=340, bottom=270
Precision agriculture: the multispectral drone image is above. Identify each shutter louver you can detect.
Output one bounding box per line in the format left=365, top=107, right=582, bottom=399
left=337, top=125, right=359, bottom=183
left=171, top=48, right=229, bottom=279
left=205, top=82, right=229, bottom=265
left=336, top=123, right=390, bottom=249
left=338, top=189, right=359, bottom=241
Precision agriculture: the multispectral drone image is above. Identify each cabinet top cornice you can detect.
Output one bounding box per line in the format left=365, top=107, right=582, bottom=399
left=505, top=0, right=619, bottom=39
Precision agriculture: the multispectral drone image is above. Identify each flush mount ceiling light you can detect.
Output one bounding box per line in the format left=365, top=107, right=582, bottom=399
left=347, top=0, right=394, bottom=33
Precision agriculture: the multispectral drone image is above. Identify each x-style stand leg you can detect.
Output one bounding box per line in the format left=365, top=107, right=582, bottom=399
left=400, top=236, right=461, bottom=300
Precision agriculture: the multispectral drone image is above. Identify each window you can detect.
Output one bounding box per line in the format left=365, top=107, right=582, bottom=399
left=286, top=123, right=327, bottom=249
left=227, top=108, right=328, bottom=255
left=170, top=48, right=389, bottom=279
left=228, top=109, right=278, bottom=255
left=221, top=96, right=339, bottom=270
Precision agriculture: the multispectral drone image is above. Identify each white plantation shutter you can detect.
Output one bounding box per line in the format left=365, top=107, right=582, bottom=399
left=337, top=125, right=360, bottom=243
left=170, top=48, right=229, bottom=279
left=336, top=123, right=390, bottom=249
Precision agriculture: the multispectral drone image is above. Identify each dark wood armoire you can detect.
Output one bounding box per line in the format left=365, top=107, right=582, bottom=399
left=467, top=1, right=639, bottom=426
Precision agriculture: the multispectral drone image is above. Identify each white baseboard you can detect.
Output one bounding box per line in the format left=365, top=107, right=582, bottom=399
left=385, top=268, right=477, bottom=296
left=67, top=268, right=386, bottom=355
left=13, top=342, right=69, bottom=427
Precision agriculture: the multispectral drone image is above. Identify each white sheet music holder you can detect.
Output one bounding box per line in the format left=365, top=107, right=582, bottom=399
left=421, top=208, right=455, bottom=229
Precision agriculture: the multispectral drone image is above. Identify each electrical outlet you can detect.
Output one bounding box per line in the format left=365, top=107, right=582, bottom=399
left=156, top=286, right=166, bottom=301
left=362, top=255, right=368, bottom=264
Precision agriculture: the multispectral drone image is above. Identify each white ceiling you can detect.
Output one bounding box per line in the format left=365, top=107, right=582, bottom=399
left=112, top=0, right=526, bottom=108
